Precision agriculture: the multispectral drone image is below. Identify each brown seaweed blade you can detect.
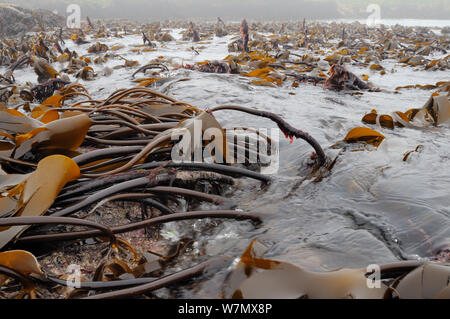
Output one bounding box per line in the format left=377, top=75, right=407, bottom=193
left=0, top=250, right=44, bottom=299
left=225, top=239, right=450, bottom=299
left=391, top=263, right=450, bottom=298
left=0, top=155, right=80, bottom=249
left=0, top=109, right=41, bottom=135
left=0, top=250, right=43, bottom=276
left=13, top=114, right=92, bottom=159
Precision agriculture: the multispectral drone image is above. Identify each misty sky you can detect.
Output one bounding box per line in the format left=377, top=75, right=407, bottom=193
left=6, top=0, right=450, bottom=20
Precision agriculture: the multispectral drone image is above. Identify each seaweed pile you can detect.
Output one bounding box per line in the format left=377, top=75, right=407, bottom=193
left=0, top=16, right=449, bottom=299
left=0, top=79, right=330, bottom=298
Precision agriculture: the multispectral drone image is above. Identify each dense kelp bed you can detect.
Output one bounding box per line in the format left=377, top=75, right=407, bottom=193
left=0, top=16, right=449, bottom=298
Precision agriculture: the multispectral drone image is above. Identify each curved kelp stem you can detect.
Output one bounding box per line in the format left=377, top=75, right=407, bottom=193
left=73, top=146, right=143, bottom=166
left=82, top=193, right=176, bottom=217
left=0, top=216, right=116, bottom=244
left=52, top=174, right=171, bottom=216
left=81, top=134, right=171, bottom=177
left=17, top=210, right=261, bottom=244
left=209, top=105, right=326, bottom=166
left=0, top=265, right=37, bottom=298
left=135, top=161, right=271, bottom=183
left=63, top=187, right=230, bottom=217
left=56, top=169, right=162, bottom=201
left=83, top=256, right=229, bottom=299
left=46, top=275, right=159, bottom=290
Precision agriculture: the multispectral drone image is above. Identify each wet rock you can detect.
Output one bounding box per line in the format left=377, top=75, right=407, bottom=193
left=87, top=42, right=109, bottom=53
left=408, top=56, right=426, bottom=66
left=185, top=60, right=233, bottom=74
left=324, top=64, right=369, bottom=91
left=188, top=22, right=200, bottom=42
left=415, top=46, right=431, bottom=56
left=156, top=33, right=175, bottom=42
left=383, top=38, right=399, bottom=50
left=215, top=28, right=227, bottom=37
left=31, top=78, right=69, bottom=102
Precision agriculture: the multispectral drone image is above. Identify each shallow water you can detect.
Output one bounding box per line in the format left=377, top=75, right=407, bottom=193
left=3, top=25, right=449, bottom=297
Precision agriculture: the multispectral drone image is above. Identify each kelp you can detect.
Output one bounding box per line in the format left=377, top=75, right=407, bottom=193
left=343, top=127, right=385, bottom=147
left=0, top=155, right=80, bottom=249
left=83, top=256, right=230, bottom=299
left=209, top=105, right=326, bottom=166
left=362, top=91, right=450, bottom=130
left=17, top=211, right=261, bottom=244
left=0, top=250, right=44, bottom=298
left=2, top=82, right=425, bottom=303
left=0, top=250, right=43, bottom=276
left=224, top=239, right=450, bottom=299
left=13, top=113, right=92, bottom=159
left=326, top=127, right=386, bottom=155
left=0, top=85, right=307, bottom=298
left=0, top=109, right=42, bottom=135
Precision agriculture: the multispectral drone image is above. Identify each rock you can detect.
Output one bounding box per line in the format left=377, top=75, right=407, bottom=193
left=408, top=56, right=425, bottom=66
left=0, top=3, right=64, bottom=37
left=157, top=33, right=174, bottom=42
left=324, top=64, right=369, bottom=91
left=416, top=46, right=432, bottom=56
left=215, top=28, right=227, bottom=37
left=383, top=38, right=399, bottom=50
left=88, top=42, right=109, bottom=53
